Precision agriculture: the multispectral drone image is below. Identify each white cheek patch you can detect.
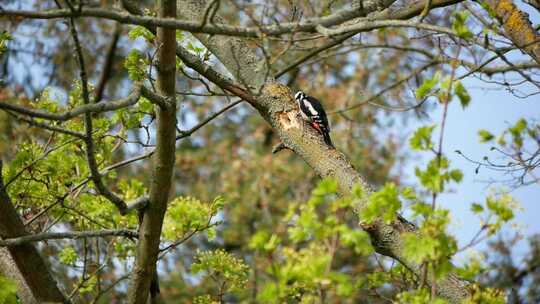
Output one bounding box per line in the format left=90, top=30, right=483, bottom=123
left=304, top=100, right=318, bottom=115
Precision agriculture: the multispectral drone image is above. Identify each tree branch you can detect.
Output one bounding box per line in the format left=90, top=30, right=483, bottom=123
left=127, top=0, right=177, bottom=302
left=483, top=0, right=540, bottom=65
left=0, top=83, right=142, bottom=121
left=69, top=14, right=129, bottom=214
left=94, top=23, right=121, bottom=103
left=176, top=99, right=243, bottom=140
left=0, top=229, right=138, bottom=246
left=0, top=0, right=397, bottom=38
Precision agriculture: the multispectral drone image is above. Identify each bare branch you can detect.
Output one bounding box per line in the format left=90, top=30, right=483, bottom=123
left=0, top=229, right=138, bottom=246
left=0, top=0, right=396, bottom=38
left=0, top=83, right=142, bottom=121
left=68, top=15, right=129, bottom=214
left=7, top=112, right=86, bottom=138
left=315, top=19, right=455, bottom=37
left=177, top=99, right=243, bottom=140
left=94, top=23, right=121, bottom=103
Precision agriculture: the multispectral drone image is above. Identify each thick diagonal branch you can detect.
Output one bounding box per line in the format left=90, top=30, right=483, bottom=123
left=483, top=0, right=540, bottom=65
left=177, top=0, right=471, bottom=302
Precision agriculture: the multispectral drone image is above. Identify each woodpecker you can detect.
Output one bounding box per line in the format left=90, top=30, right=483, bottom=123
left=294, top=91, right=334, bottom=148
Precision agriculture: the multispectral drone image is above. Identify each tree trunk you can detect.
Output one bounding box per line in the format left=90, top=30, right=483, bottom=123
left=126, top=0, right=177, bottom=303
left=0, top=162, right=67, bottom=303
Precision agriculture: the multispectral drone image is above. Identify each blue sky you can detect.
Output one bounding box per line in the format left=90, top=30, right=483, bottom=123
left=406, top=75, right=540, bottom=260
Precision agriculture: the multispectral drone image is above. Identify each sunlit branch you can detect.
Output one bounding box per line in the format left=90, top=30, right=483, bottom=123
left=0, top=0, right=395, bottom=38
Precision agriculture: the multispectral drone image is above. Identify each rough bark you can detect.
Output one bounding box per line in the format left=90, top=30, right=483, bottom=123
left=0, top=162, right=67, bottom=303
left=484, top=0, right=540, bottom=65
left=126, top=0, right=177, bottom=303
left=177, top=0, right=470, bottom=302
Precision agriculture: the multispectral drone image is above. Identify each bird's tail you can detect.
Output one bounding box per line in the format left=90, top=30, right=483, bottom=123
left=323, top=132, right=334, bottom=148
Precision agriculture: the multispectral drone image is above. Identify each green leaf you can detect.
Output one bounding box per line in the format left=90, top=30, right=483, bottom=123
left=59, top=246, right=78, bottom=265
left=449, top=169, right=463, bottom=183
left=128, top=26, right=155, bottom=42
left=415, top=156, right=456, bottom=193
left=470, top=203, right=484, bottom=214
left=409, top=125, right=436, bottom=151
left=454, top=81, right=471, bottom=108
left=0, top=275, right=17, bottom=304
left=359, top=183, right=401, bottom=224
left=452, top=11, right=473, bottom=39
left=163, top=196, right=224, bottom=240
left=478, top=129, right=494, bottom=142
left=416, top=72, right=440, bottom=99
left=401, top=187, right=417, bottom=201
left=0, top=31, right=11, bottom=55
left=312, top=178, right=339, bottom=196
left=192, top=249, right=249, bottom=293
left=124, top=49, right=148, bottom=81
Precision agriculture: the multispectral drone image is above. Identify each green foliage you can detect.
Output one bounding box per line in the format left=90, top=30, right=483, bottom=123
left=464, top=285, right=505, bottom=304
left=452, top=11, right=473, bottom=39
left=470, top=202, right=484, bottom=214
left=59, top=246, right=78, bottom=265
left=415, top=157, right=463, bottom=193
left=0, top=275, right=17, bottom=304
left=456, top=252, right=486, bottom=281
left=508, top=118, right=527, bottom=148
left=187, top=41, right=206, bottom=55
left=415, top=72, right=472, bottom=107
left=454, top=81, right=471, bottom=108
left=128, top=26, right=155, bottom=42
left=397, top=289, right=448, bottom=304
left=258, top=244, right=360, bottom=303
left=359, top=182, right=401, bottom=224
left=193, top=295, right=218, bottom=304
left=479, top=1, right=498, bottom=18
left=410, top=125, right=435, bottom=151
left=248, top=179, right=375, bottom=302
left=248, top=230, right=280, bottom=252
left=0, top=31, right=11, bottom=55
left=192, top=249, right=249, bottom=298
left=311, top=177, right=339, bottom=196
left=473, top=191, right=518, bottom=234
left=416, top=72, right=440, bottom=99
left=163, top=196, right=224, bottom=241
left=79, top=275, right=97, bottom=295
left=124, top=49, right=148, bottom=81
left=403, top=208, right=457, bottom=278
left=111, top=96, right=154, bottom=131
left=478, top=129, right=494, bottom=142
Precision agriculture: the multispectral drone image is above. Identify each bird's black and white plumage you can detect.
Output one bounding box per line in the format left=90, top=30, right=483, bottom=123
left=294, top=91, right=334, bottom=148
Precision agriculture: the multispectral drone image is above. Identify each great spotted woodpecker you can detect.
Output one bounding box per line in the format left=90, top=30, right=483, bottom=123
left=295, top=91, right=334, bottom=148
